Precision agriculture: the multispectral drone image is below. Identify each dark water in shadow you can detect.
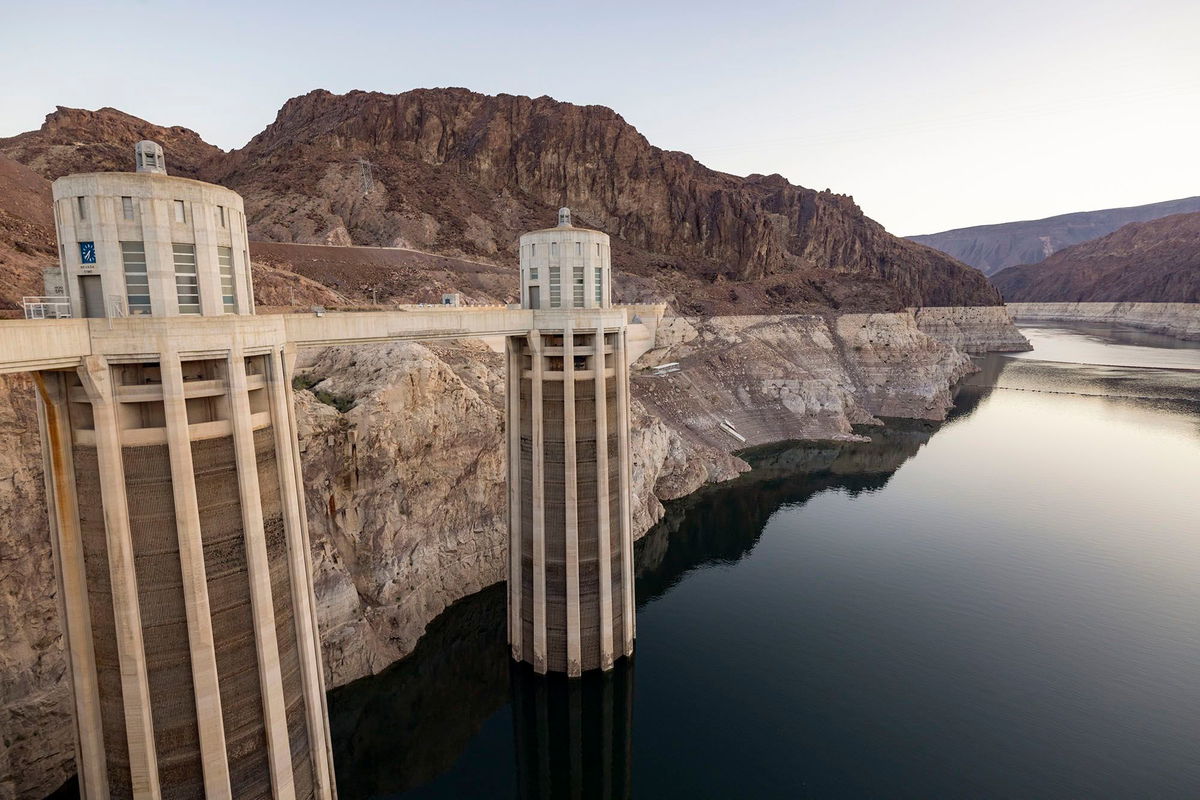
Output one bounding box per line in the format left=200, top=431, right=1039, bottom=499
left=329, top=325, right=1200, bottom=798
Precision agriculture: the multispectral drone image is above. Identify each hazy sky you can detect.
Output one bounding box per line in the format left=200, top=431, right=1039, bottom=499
left=3, top=0, right=1197, bottom=234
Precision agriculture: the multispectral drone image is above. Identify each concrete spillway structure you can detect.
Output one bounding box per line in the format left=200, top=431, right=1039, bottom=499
left=508, top=209, right=636, bottom=675
left=2, top=150, right=661, bottom=798
left=35, top=145, right=335, bottom=800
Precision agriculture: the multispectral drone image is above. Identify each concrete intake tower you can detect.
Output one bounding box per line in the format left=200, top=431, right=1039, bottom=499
left=508, top=208, right=636, bottom=675
left=38, top=143, right=335, bottom=799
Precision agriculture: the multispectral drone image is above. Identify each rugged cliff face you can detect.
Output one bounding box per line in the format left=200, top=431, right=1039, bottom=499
left=909, top=196, right=1200, bottom=276
left=991, top=212, right=1200, bottom=303
left=0, top=107, right=224, bottom=181
left=1007, top=302, right=1200, bottom=341
left=213, top=89, right=999, bottom=311
left=0, top=375, right=74, bottom=799
left=0, top=156, right=57, bottom=314
left=2, top=92, right=1000, bottom=313
left=0, top=308, right=996, bottom=798
left=913, top=306, right=1033, bottom=353
left=634, top=312, right=978, bottom=453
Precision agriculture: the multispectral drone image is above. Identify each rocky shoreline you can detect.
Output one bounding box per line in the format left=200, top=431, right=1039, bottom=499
left=1007, top=302, right=1200, bottom=341
left=0, top=307, right=1027, bottom=799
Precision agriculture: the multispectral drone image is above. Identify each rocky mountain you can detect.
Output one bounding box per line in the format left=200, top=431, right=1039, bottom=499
left=2, top=90, right=1000, bottom=313
left=0, top=106, right=224, bottom=181
left=0, top=155, right=57, bottom=314
left=991, top=212, right=1200, bottom=303
left=908, top=196, right=1200, bottom=276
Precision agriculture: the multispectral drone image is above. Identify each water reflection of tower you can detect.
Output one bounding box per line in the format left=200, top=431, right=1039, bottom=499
left=511, top=659, right=634, bottom=799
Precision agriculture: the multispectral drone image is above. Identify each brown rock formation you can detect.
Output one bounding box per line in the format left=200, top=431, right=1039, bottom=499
left=0, top=156, right=57, bottom=314
left=0, top=106, right=224, bottom=181
left=2, top=90, right=1001, bottom=313
left=214, top=89, right=998, bottom=312
left=991, top=212, right=1200, bottom=303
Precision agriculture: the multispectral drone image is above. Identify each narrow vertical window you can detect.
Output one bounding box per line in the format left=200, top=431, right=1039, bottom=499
left=172, top=243, right=200, bottom=314
left=576, top=241, right=582, bottom=256
left=173, top=200, right=186, bottom=223
left=76, top=196, right=86, bottom=220
left=595, top=267, right=603, bottom=304
left=120, top=241, right=151, bottom=314
left=549, top=265, right=561, bottom=307
left=121, top=196, right=134, bottom=220
left=217, top=246, right=236, bottom=312
left=573, top=265, right=584, bottom=307
left=551, top=241, right=558, bottom=257
left=597, top=242, right=601, bottom=257
left=217, top=205, right=226, bottom=227
left=531, top=243, right=536, bottom=257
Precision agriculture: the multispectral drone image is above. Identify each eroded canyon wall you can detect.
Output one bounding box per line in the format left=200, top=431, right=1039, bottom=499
left=1007, top=302, right=1200, bottom=341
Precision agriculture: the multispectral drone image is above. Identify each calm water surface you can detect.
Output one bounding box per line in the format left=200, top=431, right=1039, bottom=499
left=330, top=324, right=1200, bottom=799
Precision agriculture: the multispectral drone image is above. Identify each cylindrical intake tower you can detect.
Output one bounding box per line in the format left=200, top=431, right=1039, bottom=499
left=37, top=144, right=334, bottom=800
left=508, top=209, right=635, bottom=676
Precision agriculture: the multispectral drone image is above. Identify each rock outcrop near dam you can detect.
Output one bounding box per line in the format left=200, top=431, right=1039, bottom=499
left=912, top=306, right=1033, bottom=353
left=0, top=308, right=1012, bottom=798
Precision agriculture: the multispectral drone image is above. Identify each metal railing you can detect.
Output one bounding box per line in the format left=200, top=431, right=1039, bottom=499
left=22, top=297, right=72, bottom=320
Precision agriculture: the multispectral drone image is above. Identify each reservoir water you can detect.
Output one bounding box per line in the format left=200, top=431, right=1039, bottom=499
left=330, top=323, right=1200, bottom=799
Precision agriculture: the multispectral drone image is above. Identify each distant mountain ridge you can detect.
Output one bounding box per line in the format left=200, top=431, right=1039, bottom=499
left=991, top=211, right=1200, bottom=303
left=0, top=90, right=1001, bottom=313
left=908, top=196, right=1200, bottom=276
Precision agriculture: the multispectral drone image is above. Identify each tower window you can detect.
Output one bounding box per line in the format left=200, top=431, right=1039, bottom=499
left=573, top=265, right=584, bottom=307
left=551, top=242, right=558, bottom=257
left=218, top=246, right=236, bottom=312
left=595, top=267, right=603, bottom=304
left=576, top=241, right=582, bottom=256
left=121, top=196, right=134, bottom=220
left=531, top=244, right=536, bottom=257
left=217, top=205, right=226, bottom=227
left=172, top=243, right=200, bottom=314
left=76, top=197, right=86, bottom=220
left=597, top=242, right=601, bottom=256
left=530, top=267, right=538, bottom=280
left=120, top=241, right=151, bottom=314
left=173, top=200, right=186, bottom=223
left=549, top=266, right=561, bottom=307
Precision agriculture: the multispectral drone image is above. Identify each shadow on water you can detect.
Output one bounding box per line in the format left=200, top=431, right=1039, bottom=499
left=328, top=583, right=637, bottom=800
left=328, top=584, right=510, bottom=798
left=635, top=379, right=995, bottom=607
left=511, top=661, right=634, bottom=800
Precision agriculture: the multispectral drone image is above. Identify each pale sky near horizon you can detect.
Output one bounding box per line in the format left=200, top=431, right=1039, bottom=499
left=2, top=0, right=1197, bottom=235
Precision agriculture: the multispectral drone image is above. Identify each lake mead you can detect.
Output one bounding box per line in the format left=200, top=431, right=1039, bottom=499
left=330, top=323, right=1200, bottom=799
